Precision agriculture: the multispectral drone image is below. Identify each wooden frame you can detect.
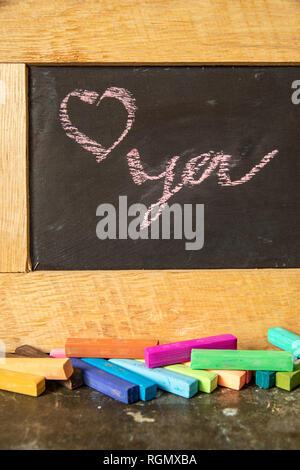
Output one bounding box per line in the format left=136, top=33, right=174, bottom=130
left=0, top=1, right=299, bottom=352
left=0, top=64, right=29, bottom=272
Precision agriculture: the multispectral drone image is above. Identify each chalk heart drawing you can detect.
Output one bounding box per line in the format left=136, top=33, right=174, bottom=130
left=60, top=86, right=279, bottom=229
left=60, top=87, right=137, bottom=163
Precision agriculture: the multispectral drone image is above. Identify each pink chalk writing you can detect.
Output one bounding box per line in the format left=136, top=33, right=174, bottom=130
left=60, top=87, right=136, bottom=163
left=126, top=148, right=278, bottom=228
left=59, top=87, right=279, bottom=227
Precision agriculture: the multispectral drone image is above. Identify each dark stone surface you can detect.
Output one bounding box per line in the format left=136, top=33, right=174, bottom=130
left=0, top=382, right=299, bottom=450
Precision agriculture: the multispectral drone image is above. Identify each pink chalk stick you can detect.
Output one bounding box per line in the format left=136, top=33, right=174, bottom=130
left=50, top=348, right=66, bottom=358
left=145, top=334, right=237, bottom=368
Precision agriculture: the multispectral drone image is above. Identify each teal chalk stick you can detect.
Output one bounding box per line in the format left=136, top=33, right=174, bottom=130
left=268, top=327, right=300, bottom=358
left=255, top=370, right=276, bottom=389
left=191, top=349, right=293, bottom=372
left=109, top=359, right=198, bottom=398
left=82, top=358, right=157, bottom=401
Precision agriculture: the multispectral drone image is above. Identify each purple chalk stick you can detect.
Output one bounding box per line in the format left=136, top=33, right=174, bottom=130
left=144, top=334, right=237, bottom=368
left=70, top=358, right=139, bottom=404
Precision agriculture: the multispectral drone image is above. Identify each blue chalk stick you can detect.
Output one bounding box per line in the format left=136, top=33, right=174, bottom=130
left=268, top=327, right=300, bottom=358
left=109, top=359, right=198, bottom=398
left=70, top=358, right=139, bottom=404
left=255, top=370, right=276, bottom=389
left=82, top=358, right=157, bottom=401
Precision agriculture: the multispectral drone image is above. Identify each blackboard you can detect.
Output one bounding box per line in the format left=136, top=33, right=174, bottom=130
left=29, top=66, right=300, bottom=270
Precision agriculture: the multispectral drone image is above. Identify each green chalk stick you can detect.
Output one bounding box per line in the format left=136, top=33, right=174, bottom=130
left=276, top=369, right=300, bottom=391
left=293, top=359, right=300, bottom=371
left=191, top=349, right=293, bottom=372
left=164, top=364, right=218, bottom=393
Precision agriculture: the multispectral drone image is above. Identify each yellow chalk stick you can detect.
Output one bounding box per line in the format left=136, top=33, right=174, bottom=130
left=0, top=358, right=73, bottom=380
left=0, top=369, right=45, bottom=397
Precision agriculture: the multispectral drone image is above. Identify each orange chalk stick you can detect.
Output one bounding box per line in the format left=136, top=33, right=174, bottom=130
left=0, top=358, right=73, bottom=380
left=0, top=369, right=45, bottom=397
left=207, top=369, right=246, bottom=390
left=183, top=361, right=247, bottom=390
left=65, top=338, right=159, bottom=358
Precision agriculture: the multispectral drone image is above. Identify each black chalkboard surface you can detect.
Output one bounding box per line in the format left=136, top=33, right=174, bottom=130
left=29, top=66, right=300, bottom=270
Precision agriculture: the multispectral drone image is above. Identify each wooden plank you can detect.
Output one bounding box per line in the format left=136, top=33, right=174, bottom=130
left=0, top=269, right=299, bottom=352
left=0, top=64, right=28, bottom=272
left=0, top=1, right=300, bottom=64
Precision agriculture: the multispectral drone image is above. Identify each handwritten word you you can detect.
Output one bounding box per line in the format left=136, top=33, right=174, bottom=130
left=60, top=87, right=279, bottom=228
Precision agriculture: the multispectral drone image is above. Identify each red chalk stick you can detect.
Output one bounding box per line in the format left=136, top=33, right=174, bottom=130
left=245, top=370, right=253, bottom=384
left=145, top=334, right=237, bottom=368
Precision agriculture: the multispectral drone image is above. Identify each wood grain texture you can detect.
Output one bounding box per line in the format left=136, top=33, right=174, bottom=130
left=0, top=269, right=299, bottom=352
left=0, top=64, right=28, bottom=272
left=0, top=0, right=300, bottom=63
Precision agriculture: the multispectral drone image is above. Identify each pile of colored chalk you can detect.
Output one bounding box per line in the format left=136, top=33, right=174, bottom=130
left=0, top=327, right=299, bottom=402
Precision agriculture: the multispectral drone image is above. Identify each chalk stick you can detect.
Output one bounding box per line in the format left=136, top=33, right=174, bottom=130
left=15, top=345, right=82, bottom=389
left=0, top=369, right=45, bottom=397
left=245, top=370, right=253, bottom=384
left=275, top=359, right=300, bottom=391
left=207, top=369, right=246, bottom=390
left=109, top=359, right=198, bottom=398
left=255, top=371, right=276, bottom=389
left=145, top=334, right=237, bottom=368
left=191, top=349, right=293, bottom=371
left=71, top=358, right=139, bottom=404
left=65, top=338, right=158, bottom=358
left=56, top=368, right=83, bottom=390
left=293, top=359, right=300, bottom=371
left=15, top=345, right=48, bottom=358
left=82, top=358, right=157, bottom=401
left=0, top=358, right=74, bottom=380
left=163, top=363, right=217, bottom=393
left=276, top=366, right=300, bottom=391
left=50, top=348, right=66, bottom=358
left=268, top=327, right=300, bottom=358
left=5, top=353, right=25, bottom=358
left=183, top=360, right=247, bottom=390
